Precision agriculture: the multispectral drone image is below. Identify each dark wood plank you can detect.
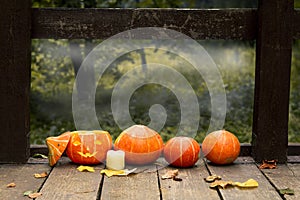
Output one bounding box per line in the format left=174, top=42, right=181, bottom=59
left=252, top=0, right=293, bottom=163
left=0, top=164, right=51, bottom=200
left=31, top=8, right=257, bottom=40
left=261, top=164, right=300, bottom=200
left=293, top=9, right=300, bottom=39
left=101, top=164, right=160, bottom=199
left=39, top=160, right=103, bottom=200
left=158, top=159, right=220, bottom=200
left=0, top=0, right=31, bottom=163
left=206, top=157, right=282, bottom=200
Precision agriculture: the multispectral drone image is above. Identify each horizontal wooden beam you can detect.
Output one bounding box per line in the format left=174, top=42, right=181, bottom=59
left=31, top=8, right=257, bottom=40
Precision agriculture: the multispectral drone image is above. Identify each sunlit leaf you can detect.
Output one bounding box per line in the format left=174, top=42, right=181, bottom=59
left=234, top=179, right=259, bottom=188
left=101, top=169, right=124, bottom=177
left=210, top=180, right=234, bottom=189
left=279, top=188, right=294, bottom=195
left=259, top=160, right=277, bottom=169
left=32, top=153, right=48, bottom=159
left=77, top=165, right=95, bottom=172
left=204, top=175, right=222, bottom=183
left=28, top=192, right=42, bottom=199
left=6, top=182, right=16, bottom=188
left=34, top=172, right=48, bottom=178
left=161, top=169, right=179, bottom=180
left=23, top=190, right=34, bottom=196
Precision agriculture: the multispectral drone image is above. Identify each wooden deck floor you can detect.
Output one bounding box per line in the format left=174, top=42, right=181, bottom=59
left=0, top=156, right=299, bottom=200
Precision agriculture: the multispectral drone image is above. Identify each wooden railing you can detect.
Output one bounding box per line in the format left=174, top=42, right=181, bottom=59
left=0, top=0, right=298, bottom=163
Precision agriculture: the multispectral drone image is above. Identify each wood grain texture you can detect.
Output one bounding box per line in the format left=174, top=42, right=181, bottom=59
left=206, top=160, right=282, bottom=200
left=101, top=164, right=160, bottom=199
left=0, top=0, right=31, bottom=163
left=31, top=8, right=257, bottom=40
left=0, top=164, right=51, bottom=200
left=158, top=159, right=220, bottom=200
left=252, top=0, right=293, bottom=163
left=261, top=164, right=300, bottom=200
left=39, top=162, right=104, bottom=200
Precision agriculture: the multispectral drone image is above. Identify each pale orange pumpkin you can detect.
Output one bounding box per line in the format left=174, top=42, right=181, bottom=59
left=163, top=136, right=200, bottom=167
left=202, top=130, right=240, bottom=165
left=66, top=130, right=112, bottom=165
left=114, top=125, right=164, bottom=165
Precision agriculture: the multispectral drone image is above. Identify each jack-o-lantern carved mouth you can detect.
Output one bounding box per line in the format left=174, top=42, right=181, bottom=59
left=77, top=151, right=97, bottom=158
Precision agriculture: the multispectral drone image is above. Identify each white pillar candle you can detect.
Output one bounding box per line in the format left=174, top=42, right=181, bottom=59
left=106, top=150, right=125, bottom=170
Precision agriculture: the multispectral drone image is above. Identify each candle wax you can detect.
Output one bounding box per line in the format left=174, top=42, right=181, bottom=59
left=106, top=150, right=125, bottom=170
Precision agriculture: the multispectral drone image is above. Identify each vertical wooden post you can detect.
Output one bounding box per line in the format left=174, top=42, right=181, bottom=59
left=252, top=0, right=293, bottom=163
left=0, top=1, right=31, bottom=163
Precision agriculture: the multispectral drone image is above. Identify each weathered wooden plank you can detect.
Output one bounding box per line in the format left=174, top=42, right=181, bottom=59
left=206, top=158, right=282, bottom=200
left=31, top=8, right=257, bottom=40
left=0, top=0, right=31, bottom=163
left=101, top=164, right=160, bottom=199
left=158, top=159, right=220, bottom=200
left=0, top=164, right=51, bottom=200
left=261, top=164, right=300, bottom=200
left=252, top=0, right=293, bottom=163
left=39, top=161, right=103, bottom=200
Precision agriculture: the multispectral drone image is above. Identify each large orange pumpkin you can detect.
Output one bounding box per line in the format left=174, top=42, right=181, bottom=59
left=163, top=136, right=200, bottom=168
left=114, top=125, right=164, bottom=165
left=66, top=130, right=112, bottom=165
left=202, top=130, right=240, bottom=165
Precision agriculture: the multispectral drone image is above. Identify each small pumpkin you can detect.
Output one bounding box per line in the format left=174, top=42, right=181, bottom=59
left=46, top=131, right=72, bottom=166
left=163, top=136, right=200, bottom=168
left=202, top=130, right=240, bottom=165
left=66, top=130, right=112, bottom=165
left=114, top=125, right=164, bottom=165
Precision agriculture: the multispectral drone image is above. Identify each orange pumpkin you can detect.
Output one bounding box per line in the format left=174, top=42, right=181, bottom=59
left=163, top=136, right=200, bottom=167
left=202, top=130, right=240, bottom=165
left=46, top=131, right=72, bottom=166
left=114, top=125, right=164, bottom=165
left=66, top=130, right=112, bottom=165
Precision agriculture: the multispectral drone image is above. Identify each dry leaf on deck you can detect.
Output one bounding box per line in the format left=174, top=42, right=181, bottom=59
left=279, top=188, right=295, bottom=195
left=210, top=180, right=234, bottom=189
left=162, top=169, right=179, bottom=180
left=6, top=182, right=16, bottom=188
left=23, top=190, right=34, bottom=196
left=34, top=172, right=48, bottom=178
left=100, top=168, right=137, bottom=177
left=259, top=160, right=277, bottom=169
left=204, top=175, right=222, bottom=183
left=32, top=153, right=48, bottom=159
left=28, top=192, right=42, bottom=199
left=234, top=179, right=259, bottom=188
left=77, top=165, right=95, bottom=172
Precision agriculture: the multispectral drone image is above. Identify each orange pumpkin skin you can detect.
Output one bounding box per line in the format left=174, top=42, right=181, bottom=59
left=202, top=130, right=240, bottom=165
left=114, top=125, right=164, bottom=165
left=163, top=136, right=200, bottom=168
left=66, top=130, right=112, bottom=165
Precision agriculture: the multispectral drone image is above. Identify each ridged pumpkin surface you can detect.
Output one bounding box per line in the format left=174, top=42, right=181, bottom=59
left=202, top=130, right=240, bottom=165
left=46, top=131, right=72, bottom=166
left=66, top=130, right=112, bottom=165
left=114, top=125, right=163, bottom=165
left=163, top=136, right=200, bottom=167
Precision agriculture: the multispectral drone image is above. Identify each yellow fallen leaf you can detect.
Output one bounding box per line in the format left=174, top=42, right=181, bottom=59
left=161, top=169, right=179, bottom=180
left=28, top=192, right=42, bottom=199
left=234, top=179, right=259, bottom=188
left=34, top=172, right=48, bottom=178
left=6, top=182, right=16, bottom=188
left=101, top=169, right=125, bottom=177
left=204, top=174, right=222, bottom=183
left=210, top=180, right=234, bottom=189
left=77, top=165, right=95, bottom=172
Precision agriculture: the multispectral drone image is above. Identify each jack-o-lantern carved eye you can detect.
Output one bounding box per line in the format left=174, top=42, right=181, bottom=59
left=66, top=130, right=112, bottom=165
